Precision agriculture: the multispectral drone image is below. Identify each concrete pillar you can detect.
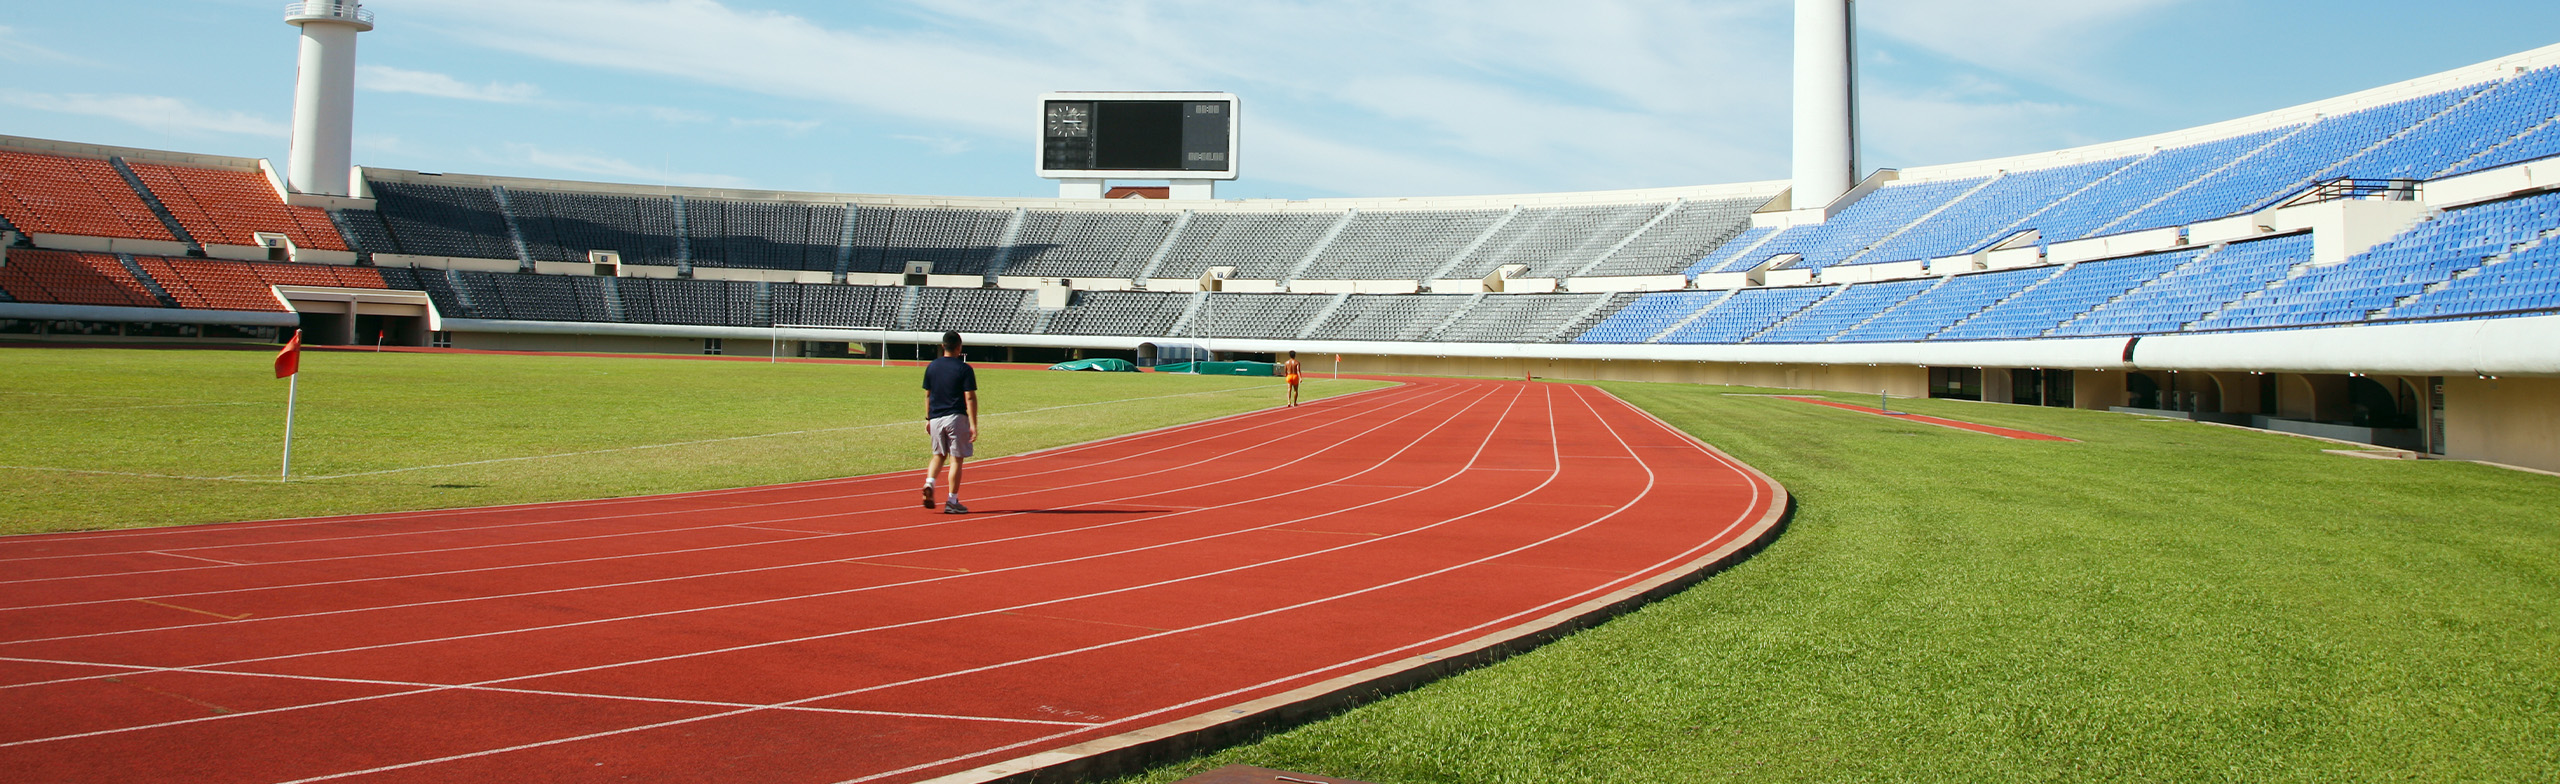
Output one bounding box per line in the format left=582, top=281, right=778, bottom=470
left=1792, top=0, right=1860, bottom=210
left=284, top=1, right=375, bottom=196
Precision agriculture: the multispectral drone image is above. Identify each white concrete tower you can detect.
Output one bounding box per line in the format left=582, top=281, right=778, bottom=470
left=1791, top=0, right=1861, bottom=210
left=283, top=0, right=374, bottom=196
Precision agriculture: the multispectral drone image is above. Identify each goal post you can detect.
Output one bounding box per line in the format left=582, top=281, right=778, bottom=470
left=769, top=323, right=894, bottom=367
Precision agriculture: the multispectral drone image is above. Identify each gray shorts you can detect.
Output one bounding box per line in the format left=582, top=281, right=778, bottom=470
left=928, top=414, right=973, bottom=458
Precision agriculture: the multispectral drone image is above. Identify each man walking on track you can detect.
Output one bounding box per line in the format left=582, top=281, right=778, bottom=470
left=1283, top=350, right=1303, bottom=407
left=922, top=331, right=978, bottom=514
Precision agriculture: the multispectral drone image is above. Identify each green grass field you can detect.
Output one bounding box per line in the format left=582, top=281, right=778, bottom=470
left=1122, top=383, right=2560, bottom=783
left=9, top=349, right=2556, bottom=780
left=0, top=347, right=1380, bottom=534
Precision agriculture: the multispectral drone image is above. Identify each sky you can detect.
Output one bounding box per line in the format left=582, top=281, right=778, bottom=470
left=4, top=1, right=2558, bottom=200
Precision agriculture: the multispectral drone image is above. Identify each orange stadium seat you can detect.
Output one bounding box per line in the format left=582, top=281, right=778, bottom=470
left=0, top=250, right=161, bottom=308
left=118, top=255, right=383, bottom=312
left=127, top=162, right=347, bottom=251
left=0, top=150, right=174, bottom=241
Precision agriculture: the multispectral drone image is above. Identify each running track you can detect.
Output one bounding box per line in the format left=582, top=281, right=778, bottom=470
left=0, top=377, right=1786, bottom=783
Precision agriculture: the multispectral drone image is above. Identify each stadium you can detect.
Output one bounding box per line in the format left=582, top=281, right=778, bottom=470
left=3, top=1, right=2558, bottom=782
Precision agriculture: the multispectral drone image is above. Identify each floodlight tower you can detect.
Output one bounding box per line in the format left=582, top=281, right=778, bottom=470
left=1792, top=0, right=1861, bottom=210
left=283, top=0, right=375, bottom=196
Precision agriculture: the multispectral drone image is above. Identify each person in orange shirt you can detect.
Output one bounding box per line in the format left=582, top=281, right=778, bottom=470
left=1282, top=350, right=1303, bottom=407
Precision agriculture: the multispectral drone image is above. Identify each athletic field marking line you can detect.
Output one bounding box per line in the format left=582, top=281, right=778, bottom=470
left=999, top=611, right=1170, bottom=633
left=0, top=655, right=1099, bottom=729
left=130, top=599, right=250, bottom=621
left=0, top=391, right=1453, bottom=648
left=0, top=384, right=1486, bottom=661
left=1778, top=395, right=2076, bottom=441
left=0, top=380, right=1351, bottom=491
left=0, top=380, right=1412, bottom=554
left=0, top=381, right=1531, bottom=754
left=46, top=401, right=267, bottom=413
left=727, top=524, right=838, bottom=535
left=0, top=383, right=1434, bottom=565
left=843, top=560, right=970, bottom=574
left=23, top=378, right=1765, bottom=784
left=0, top=383, right=1482, bottom=673
left=0, top=465, right=253, bottom=482
left=0, top=384, right=1444, bottom=577
left=258, top=383, right=1290, bottom=482
left=0, top=388, right=1460, bottom=627
left=892, top=382, right=1761, bottom=784
left=101, top=675, right=237, bottom=715
left=1485, top=561, right=1638, bottom=576
left=228, top=381, right=1555, bottom=783
left=152, top=551, right=243, bottom=566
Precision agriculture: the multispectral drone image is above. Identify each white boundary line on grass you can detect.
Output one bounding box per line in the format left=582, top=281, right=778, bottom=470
left=1, top=381, right=1341, bottom=485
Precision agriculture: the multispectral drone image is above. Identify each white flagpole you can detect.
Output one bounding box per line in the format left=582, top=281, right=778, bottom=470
left=281, top=373, right=299, bottom=481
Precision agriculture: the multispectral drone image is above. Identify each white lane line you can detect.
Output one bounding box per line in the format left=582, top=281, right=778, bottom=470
left=0, top=381, right=1526, bottom=757
left=0, top=382, right=1483, bottom=690
left=869, top=381, right=1733, bottom=784
left=0, top=660, right=1096, bottom=728
left=0, top=388, right=1454, bottom=623
left=0, top=384, right=1435, bottom=580
left=148, top=552, right=244, bottom=566
left=273, top=382, right=1558, bottom=784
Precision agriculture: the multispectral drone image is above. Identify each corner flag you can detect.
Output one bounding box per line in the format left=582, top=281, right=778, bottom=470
left=277, top=330, right=302, bottom=479
left=276, top=330, right=302, bottom=378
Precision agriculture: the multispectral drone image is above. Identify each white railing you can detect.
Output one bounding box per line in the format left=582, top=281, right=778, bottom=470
left=283, top=1, right=373, bottom=26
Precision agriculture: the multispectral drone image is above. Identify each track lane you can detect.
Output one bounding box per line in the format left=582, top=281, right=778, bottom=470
left=0, top=377, right=1784, bottom=784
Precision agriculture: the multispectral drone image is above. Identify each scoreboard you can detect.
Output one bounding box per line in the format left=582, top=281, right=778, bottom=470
left=1037, top=92, right=1239, bottom=181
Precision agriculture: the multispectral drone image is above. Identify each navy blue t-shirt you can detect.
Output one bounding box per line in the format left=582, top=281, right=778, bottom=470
left=923, top=356, right=977, bottom=420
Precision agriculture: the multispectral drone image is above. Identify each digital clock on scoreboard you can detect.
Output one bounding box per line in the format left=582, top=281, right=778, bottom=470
left=1037, top=92, right=1238, bottom=181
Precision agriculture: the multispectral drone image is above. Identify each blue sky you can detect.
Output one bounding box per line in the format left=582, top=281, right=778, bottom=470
left=5, top=1, right=2558, bottom=200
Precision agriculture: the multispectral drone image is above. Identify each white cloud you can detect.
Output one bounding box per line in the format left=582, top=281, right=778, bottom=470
left=1862, top=88, right=2088, bottom=170
left=495, top=143, right=756, bottom=189
left=354, top=134, right=413, bottom=156
left=1860, top=0, right=2194, bottom=108
left=0, top=25, right=90, bottom=66
left=734, top=117, right=822, bottom=135
left=891, top=135, right=972, bottom=155
left=358, top=66, right=544, bottom=103
left=389, top=0, right=1801, bottom=195
left=0, top=89, right=287, bottom=138
left=638, top=106, right=715, bottom=124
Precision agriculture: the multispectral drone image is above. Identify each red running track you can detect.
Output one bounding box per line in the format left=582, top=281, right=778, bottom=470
left=0, top=377, right=1785, bottom=783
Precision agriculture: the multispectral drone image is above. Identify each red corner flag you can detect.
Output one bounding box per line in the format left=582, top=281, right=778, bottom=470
left=275, top=330, right=302, bottom=378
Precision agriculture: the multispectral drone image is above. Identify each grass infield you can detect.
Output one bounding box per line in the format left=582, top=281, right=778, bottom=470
left=1121, top=382, right=2560, bottom=783
left=0, top=347, right=1383, bottom=534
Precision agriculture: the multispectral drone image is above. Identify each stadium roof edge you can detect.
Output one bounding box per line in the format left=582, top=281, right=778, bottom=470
left=352, top=166, right=1788, bottom=211
left=0, top=133, right=268, bottom=173
left=1901, top=40, right=2560, bottom=182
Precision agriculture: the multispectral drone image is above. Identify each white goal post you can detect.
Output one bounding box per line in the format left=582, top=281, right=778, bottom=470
left=769, top=323, right=894, bottom=366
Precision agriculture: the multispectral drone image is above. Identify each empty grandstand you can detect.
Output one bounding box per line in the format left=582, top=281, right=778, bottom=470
left=8, top=42, right=2560, bottom=471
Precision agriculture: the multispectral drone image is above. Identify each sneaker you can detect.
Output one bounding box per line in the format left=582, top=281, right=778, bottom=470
left=922, top=486, right=937, bottom=510
left=942, top=499, right=970, bottom=515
